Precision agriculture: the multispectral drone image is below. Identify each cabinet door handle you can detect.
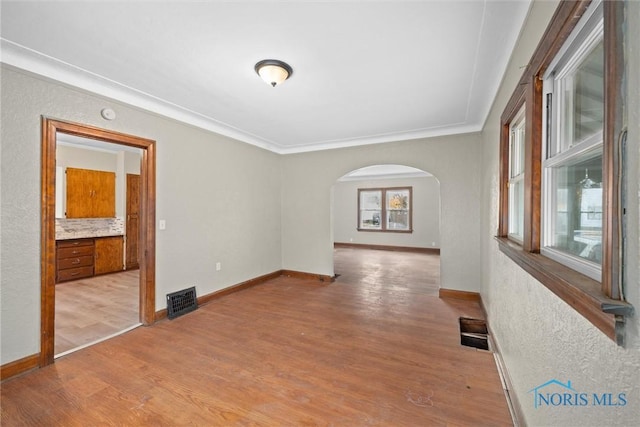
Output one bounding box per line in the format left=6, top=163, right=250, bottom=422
left=70, top=272, right=79, bottom=276
left=71, top=259, right=81, bottom=265
left=72, top=250, right=80, bottom=254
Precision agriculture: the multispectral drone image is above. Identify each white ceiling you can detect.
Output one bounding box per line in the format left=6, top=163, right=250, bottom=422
left=1, top=1, right=531, bottom=154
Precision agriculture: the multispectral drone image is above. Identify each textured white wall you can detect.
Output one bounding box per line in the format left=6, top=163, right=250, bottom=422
left=281, top=133, right=482, bottom=291
left=333, top=176, right=440, bottom=248
left=0, top=66, right=282, bottom=364
left=480, top=1, right=640, bottom=425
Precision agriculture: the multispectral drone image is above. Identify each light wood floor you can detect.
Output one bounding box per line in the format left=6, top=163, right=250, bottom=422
left=55, top=270, right=140, bottom=355
left=2, top=248, right=511, bottom=426
left=334, top=246, right=440, bottom=296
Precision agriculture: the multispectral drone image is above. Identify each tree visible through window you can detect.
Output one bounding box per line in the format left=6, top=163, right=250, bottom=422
left=358, top=187, right=412, bottom=232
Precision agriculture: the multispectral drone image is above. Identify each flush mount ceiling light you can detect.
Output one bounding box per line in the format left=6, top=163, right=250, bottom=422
left=255, top=59, right=293, bottom=87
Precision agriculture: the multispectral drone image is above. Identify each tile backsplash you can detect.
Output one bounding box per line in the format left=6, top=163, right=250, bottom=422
left=56, top=217, right=124, bottom=240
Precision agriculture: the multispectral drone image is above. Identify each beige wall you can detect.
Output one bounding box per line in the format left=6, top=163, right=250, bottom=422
left=281, top=133, right=482, bottom=291
left=3, top=8, right=638, bottom=426
left=480, top=1, right=640, bottom=425
left=2, top=63, right=481, bottom=364
left=55, top=144, right=142, bottom=218
left=333, top=176, right=440, bottom=248
left=0, top=66, right=282, bottom=364
left=56, top=144, right=117, bottom=172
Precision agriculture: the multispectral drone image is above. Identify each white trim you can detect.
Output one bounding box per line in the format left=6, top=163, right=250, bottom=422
left=1, top=38, right=483, bottom=155
left=54, top=323, right=142, bottom=359
left=338, top=171, right=430, bottom=182
left=484, top=319, right=525, bottom=427
left=0, top=39, right=280, bottom=151
left=543, top=0, right=604, bottom=80
left=540, top=247, right=602, bottom=281
left=539, top=3, right=605, bottom=283
left=543, top=135, right=602, bottom=168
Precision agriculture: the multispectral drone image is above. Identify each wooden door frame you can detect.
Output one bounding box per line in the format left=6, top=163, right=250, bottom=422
left=41, top=117, right=156, bottom=367
left=126, top=173, right=141, bottom=270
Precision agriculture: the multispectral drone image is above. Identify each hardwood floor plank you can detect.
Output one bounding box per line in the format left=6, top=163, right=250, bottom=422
left=2, top=248, right=511, bottom=426
left=55, top=270, right=140, bottom=355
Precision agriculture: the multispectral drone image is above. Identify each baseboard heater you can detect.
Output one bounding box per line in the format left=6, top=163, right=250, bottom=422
left=167, top=287, right=198, bottom=319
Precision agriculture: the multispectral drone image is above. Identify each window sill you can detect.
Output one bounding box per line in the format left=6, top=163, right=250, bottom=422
left=496, top=237, right=633, bottom=345
left=357, top=229, right=413, bottom=233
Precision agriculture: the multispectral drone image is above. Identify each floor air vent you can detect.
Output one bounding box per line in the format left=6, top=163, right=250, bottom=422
left=459, top=317, right=489, bottom=351
left=167, top=287, right=198, bottom=319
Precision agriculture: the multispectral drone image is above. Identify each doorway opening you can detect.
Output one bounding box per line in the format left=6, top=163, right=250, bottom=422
left=54, top=135, right=143, bottom=356
left=331, top=164, right=441, bottom=294
left=41, top=118, right=156, bottom=367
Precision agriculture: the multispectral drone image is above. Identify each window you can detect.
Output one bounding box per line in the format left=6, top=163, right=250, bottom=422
left=496, top=0, right=632, bottom=345
left=541, top=6, right=604, bottom=281
left=508, top=106, right=526, bottom=242
left=358, top=187, right=412, bottom=232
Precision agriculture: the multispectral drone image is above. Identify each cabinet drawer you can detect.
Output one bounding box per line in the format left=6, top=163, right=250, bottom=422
left=57, top=266, right=94, bottom=282
left=57, top=255, right=94, bottom=270
left=57, top=245, right=94, bottom=259
left=57, top=239, right=94, bottom=248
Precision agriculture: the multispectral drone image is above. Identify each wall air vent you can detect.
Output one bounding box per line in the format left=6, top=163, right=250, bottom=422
left=459, top=317, right=490, bottom=351
left=167, top=287, right=198, bottom=319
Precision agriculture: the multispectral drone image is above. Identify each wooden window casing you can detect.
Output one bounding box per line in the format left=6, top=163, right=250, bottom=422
left=496, top=0, right=633, bottom=345
left=357, top=187, right=413, bottom=233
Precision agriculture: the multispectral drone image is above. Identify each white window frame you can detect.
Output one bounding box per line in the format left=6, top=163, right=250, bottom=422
left=541, top=0, right=604, bottom=281
left=508, top=105, right=526, bottom=243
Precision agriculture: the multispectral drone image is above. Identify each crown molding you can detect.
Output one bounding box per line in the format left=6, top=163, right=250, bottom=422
left=1, top=39, right=481, bottom=155
left=275, top=123, right=481, bottom=154
left=0, top=39, right=282, bottom=151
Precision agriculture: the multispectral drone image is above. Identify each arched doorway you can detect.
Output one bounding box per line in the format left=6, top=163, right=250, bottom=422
left=331, top=164, right=441, bottom=294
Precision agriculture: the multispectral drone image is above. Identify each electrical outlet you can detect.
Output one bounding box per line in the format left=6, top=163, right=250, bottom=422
left=216, top=262, right=221, bottom=271
left=159, top=219, right=166, bottom=230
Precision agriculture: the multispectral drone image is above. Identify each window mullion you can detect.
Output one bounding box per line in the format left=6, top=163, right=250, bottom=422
left=523, top=76, right=543, bottom=253
left=381, top=189, right=387, bottom=231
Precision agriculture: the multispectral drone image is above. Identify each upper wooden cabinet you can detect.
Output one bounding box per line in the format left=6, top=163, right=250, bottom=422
left=66, top=167, right=116, bottom=218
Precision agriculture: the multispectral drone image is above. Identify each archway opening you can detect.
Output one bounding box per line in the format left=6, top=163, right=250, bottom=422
left=331, top=164, right=441, bottom=295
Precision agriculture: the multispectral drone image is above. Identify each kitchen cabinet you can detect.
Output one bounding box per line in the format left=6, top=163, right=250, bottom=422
left=56, top=239, right=95, bottom=282
left=95, top=236, right=124, bottom=275
left=56, top=236, right=124, bottom=283
left=66, top=167, right=116, bottom=218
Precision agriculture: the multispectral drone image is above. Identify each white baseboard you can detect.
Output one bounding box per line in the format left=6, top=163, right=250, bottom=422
left=487, top=331, right=526, bottom=427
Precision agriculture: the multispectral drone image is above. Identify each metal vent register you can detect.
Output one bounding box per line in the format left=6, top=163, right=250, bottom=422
left=459, top=317, right=489, bottom=350
left=167, top=287, right=198, bottom=319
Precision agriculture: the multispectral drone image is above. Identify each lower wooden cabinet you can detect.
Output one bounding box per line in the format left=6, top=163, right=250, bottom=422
left=56, top=239, right=95, bottom=282
left=56, top=236, right=124, bottom=283
left=95, top=236, right=124, bottom=275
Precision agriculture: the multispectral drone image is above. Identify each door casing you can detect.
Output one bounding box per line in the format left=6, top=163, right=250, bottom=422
left=126, top=173, right=141, bottom=270
left=40, top=117, right=156, bottom=367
